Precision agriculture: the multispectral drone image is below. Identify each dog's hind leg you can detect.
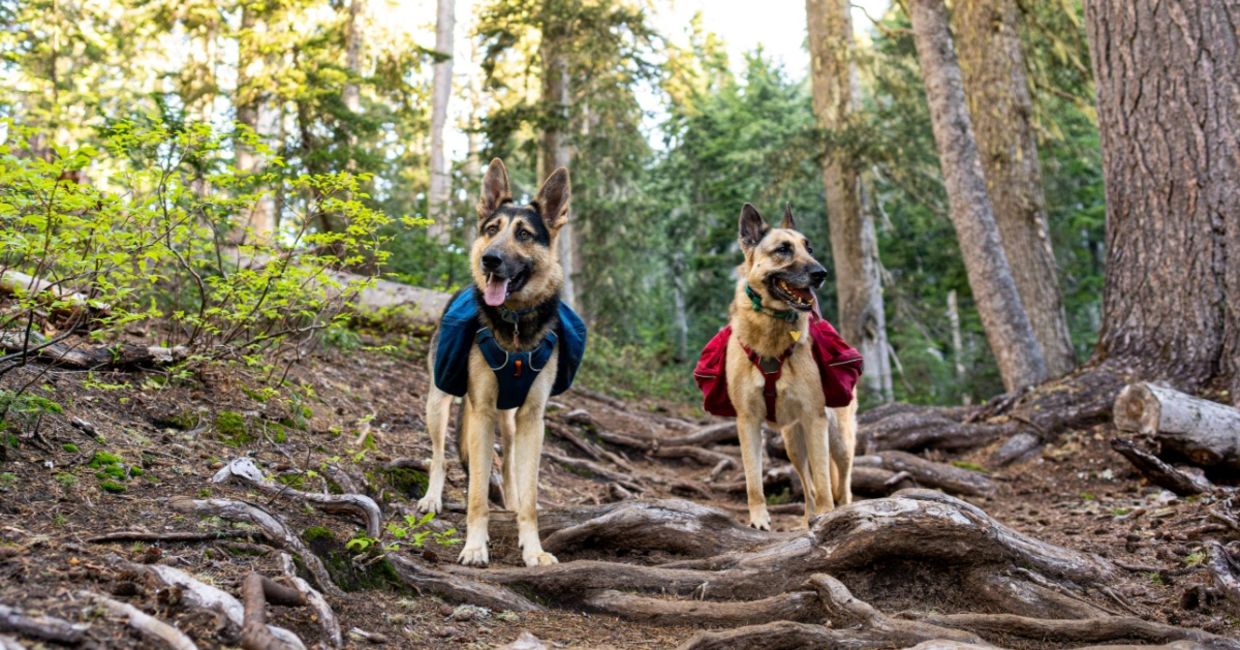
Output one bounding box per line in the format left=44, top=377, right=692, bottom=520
left=458, top=398, right=497, bottom=566
left=417, top=387, right=453, bottom=515
left=829, top=398, right=858, bottom=506
left=737, top=415, right=772, bottom=531
left=499, top=409, right=518, bottom=511
left=512, top=401, right=557, bottom=566
left=803, top=411, right=836, bottom=516
left=781, top=423, right=816, bottom=528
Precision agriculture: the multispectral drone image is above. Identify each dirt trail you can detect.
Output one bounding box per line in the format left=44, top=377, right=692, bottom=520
left=0, top=334, right=1236, bottom=648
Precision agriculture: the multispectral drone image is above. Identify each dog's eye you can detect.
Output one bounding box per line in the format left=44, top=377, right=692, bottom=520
left=485, top=223, right=500, bottom=236
left=776, top=243, right=792, bottom=255
left=516, top=228, right=531, bottom=242
left=805, top=245, right=813, bottom=254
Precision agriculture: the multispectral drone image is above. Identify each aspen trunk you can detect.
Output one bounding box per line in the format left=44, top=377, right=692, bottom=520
left=540, top=33, right=576, bottom=310
left=908, top=0, right=1048, bottom=392
left=426, top=0, right=455, bottom=243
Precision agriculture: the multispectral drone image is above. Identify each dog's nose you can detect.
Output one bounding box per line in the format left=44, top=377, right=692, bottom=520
left=482, top=253, right=502, bottom=271
left=809, top=267, right=828, bottom=288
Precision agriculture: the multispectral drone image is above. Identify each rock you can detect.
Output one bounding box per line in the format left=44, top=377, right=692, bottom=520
left=502, top=631, right=547, bottom=650
left=449, top=604, right=491, bottom=621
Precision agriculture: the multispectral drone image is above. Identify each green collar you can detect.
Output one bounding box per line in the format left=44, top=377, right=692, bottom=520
left=745, top=285, right=800, bottom=323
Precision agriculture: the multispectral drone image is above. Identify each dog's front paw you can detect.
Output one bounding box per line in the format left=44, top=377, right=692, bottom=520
left=416, top=492, right=443, bottom=515
left=523, top=550, right=558, bottom=567
left=748, top=509, right=772, bottom=531
left=457, top=544, right=489, bottom=566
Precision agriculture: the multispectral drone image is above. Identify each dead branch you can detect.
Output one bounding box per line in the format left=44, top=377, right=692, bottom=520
left=652, top=445, right=737, bottom=468
left=84, top=591, right=199, bottom=650
left=277, top=552, right=341, bottom=649
left=241, top=573, right=306, bottom=650
left=1205, top=540, right=1240, bottom=614
left=1111, top=438, right=1214, bottom=495
left=659, top=422, right=737, bottom=447
left=990, top=432, right=1041, bottom=466
left=862, top=408, right=1014, bottom=452
left=213, top=457, right=383, bottom=538
left=86, top=530, right=252, bottom=544
left=168, top=497, right=343, bottom=597
left=543, top=450, right=644, bottom=493
left=0, top=603, right=87, bottom=644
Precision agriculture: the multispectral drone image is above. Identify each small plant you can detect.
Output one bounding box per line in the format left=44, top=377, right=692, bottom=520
left=950, top=460, right=988, bottom=474
left=1079, top=491, right=1096, bottom=501
left=88, top=450, right=141, bottom=493
left=62, top=443, right=79, bottom=453
left=1184, top=551, right=1207, bottom=567
left=54, top=472, right=78, bottom=489
left=0, top=472, right=16, bottom=491
left=766, top=487, right=792, bottom=506
left=214, top=411, right=254, bottom=447
left=382, top=512, right=460, bottom=551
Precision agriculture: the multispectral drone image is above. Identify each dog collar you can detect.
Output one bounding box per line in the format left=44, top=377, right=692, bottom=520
left=745, top=285, right=800, bottom=323
left=496, top=303, right=539, bottom=324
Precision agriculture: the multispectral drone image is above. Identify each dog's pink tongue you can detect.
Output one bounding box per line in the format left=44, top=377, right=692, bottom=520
left=483, top=276, right=509, bottom=306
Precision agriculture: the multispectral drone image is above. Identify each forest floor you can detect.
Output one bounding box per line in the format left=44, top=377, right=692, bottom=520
left=0, top=329, right=1237, bottom=649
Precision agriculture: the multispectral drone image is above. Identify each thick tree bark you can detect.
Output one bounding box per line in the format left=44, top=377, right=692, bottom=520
left=426, top=0, right=455, bottom=242
left=908, top=0, right=1048, bottom=392
left=805, top=0, right=893, bottom=402
left=540, top=21, right=577, bottom=311
left=1086, top=0, right=1240, bottom=403
left=954, top=0, right=1076, bottom=377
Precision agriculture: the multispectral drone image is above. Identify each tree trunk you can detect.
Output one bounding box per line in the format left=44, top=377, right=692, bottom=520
left=342, top=0, right=363, bottom=116
left=954, top=0, right=1075, bottom=377
left=235, top=5, right=275, bottom=243
left=540, top=18, right=576, bottom=310
left=805, top=0, right=893, bottom=402
left=426, top=0, right=455, bottom=243
left=908, top=0, right=1048, bottom=392
left=1085, top=0, right=1240, bottom=403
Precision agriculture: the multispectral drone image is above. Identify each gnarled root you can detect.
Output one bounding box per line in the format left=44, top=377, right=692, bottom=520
left=83, top=591, right=199, bottom=650
left=213, top=457, right=383, bottom=538
left=168, top=497, right=343, bottom=597
left=276, top=552, right=342, bottom=649
left=240, top=573, right=307, bottom=650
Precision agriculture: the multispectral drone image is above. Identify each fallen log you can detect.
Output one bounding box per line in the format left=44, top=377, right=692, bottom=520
left=212, top=457, right=383, bottom=538
left=0, top=269, right=107, bottom=312
left=0, top=331, right=186, bottom=369
left=856, top=451, right=995, bottom=497
left=1114, top=382, right=1240, bottom=469
left=1110, top=438, right=1214, bottom=496
left=168, top=497, right=342, bottom=597
left=862, top=409, right=1014, bottom=452
left=84, top=591, right=199, bottom=650
left=0, top=603, right=87, bottom=644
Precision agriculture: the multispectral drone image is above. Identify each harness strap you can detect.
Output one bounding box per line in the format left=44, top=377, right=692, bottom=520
left=739, top=340, right=796, bottom=423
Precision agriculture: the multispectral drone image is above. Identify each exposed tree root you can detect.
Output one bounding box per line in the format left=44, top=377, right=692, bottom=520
left=544, top=450, right=645, bottom=493
left=277, top=552, right=342, bottom=649
left=0, top=634, right=25, bottom=650
left=539, top=499, right=772, bottom=557
left=1205, top=540, right=1240, bottom=614
left=0, top=602, right=87, bottom=644
left=168, top=497, right=343, bottom=597
left=583, top=590, right=820, bottom=626
left=809, top=574, right=985, bottom=646
left=917, top=612, right=1240, bottom=648
left=119, top=558, right=310, bottom=648
left=213, top=457, right=384, bottom=538
left=387, top=554, right=543, bottom=612
left=240, top=573, right=308, bottom=650
left=1111, top=439, right=1214, bottom=496
left=84, top=590, right=199, bottom=650
left=675, top=620, right=854, bottom=650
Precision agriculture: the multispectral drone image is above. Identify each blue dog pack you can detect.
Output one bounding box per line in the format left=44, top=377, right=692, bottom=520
left=433, top=290, right=587, bottom=409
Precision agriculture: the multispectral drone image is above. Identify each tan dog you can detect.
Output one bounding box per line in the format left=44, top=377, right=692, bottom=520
left=727, top=203, right=858, bottom=529
left=418, top=159, right=571, bottom=567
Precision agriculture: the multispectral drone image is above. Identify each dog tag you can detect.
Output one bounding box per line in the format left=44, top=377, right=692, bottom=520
left=789, top=331, right=800, bottom=342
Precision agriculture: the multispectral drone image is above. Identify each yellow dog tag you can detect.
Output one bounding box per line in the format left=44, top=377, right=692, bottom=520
left=789, top=331, right=801, bottom=342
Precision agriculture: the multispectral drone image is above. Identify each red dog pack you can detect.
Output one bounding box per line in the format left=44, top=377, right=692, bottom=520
left=693, top=314, right=863, bottom=420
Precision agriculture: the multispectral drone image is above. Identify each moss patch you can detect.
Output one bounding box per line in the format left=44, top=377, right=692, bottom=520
left=384, top=467, right=428, bottom=499
left=214, top=411, right=255, bottom=447
left=301, top=526, right=401, bottom=592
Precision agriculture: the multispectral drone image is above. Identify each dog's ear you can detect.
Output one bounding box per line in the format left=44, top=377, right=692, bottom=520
left=738, top=203, right=769, bottom=251
left=477, top=158, right=511, bottom=220
left=781, top=203, right=796, bottom=230
left=535, top=167, right=571, bottom=233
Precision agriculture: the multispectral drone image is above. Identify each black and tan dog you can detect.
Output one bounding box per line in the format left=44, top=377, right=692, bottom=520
left=702, top=203, right=861, bottom=530
left=418, top=158, right=584, bottom=567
